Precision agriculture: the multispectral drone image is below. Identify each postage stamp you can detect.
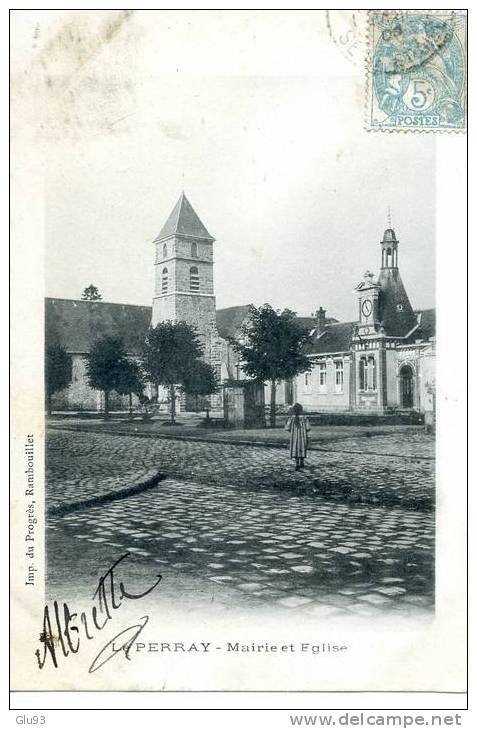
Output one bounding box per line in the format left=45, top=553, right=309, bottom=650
left=367, top=10, right=467, bottom=132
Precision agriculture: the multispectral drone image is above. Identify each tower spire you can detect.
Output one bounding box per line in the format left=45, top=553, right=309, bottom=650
left=387, top=205, right=392, bottom=228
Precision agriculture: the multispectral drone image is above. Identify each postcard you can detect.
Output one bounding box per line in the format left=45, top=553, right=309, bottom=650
left=10, top=9, right=467, bottom=700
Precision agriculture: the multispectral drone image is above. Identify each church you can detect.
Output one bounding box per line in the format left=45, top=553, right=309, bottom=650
left=45, top=193, right=435, bottom=417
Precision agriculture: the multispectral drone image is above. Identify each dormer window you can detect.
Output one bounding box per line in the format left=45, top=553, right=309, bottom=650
left=191, top=241, right=198, bottom=258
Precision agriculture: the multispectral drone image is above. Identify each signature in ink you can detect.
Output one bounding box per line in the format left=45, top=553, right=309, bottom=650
left=35, top=553, right=162, bottom=673
left=89, top=615, right=149, bottom=673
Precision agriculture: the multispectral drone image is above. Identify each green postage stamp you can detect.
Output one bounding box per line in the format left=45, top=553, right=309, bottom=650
left=367, top=10, right=467, bottom=131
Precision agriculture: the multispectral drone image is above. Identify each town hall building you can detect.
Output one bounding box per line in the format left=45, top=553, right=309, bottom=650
left=292, top=229, right=435, bottom=416
left=45, top=193, right=435, bottom=417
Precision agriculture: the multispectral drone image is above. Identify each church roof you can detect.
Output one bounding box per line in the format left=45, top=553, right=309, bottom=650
left=46, top=298, right=253, bottom=353
left=216, top=305, right=252, bottom=339
left=154, top=192, right=214, bottom=242
left=45, top=298, right=152, bottom=355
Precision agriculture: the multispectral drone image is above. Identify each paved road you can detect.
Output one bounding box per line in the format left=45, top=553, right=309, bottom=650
left=47, top=430, right=435, bottom=510
left=46, top=429, right=435, bottom=618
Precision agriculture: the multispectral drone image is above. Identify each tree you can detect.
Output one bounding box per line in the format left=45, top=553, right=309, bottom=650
left=45, top=344, right=72, bottom=415
left=81, top=284, right=102, bottom=301
left=142, top=321, right=204, bottom=424
left=114, top=359, right=145, bottom=418
left=230, top=304, right=312, bottom=427
left=84, top=336, right=128, bottom=419
left=182, top=359, right=218, bottom=412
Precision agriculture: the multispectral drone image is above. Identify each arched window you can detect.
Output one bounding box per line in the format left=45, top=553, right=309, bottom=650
left=399, top=365, right=414, bottom=409
left=191, top=241, right=198, bottom=258
left=161, top=267, right=168, bottom=294
left=190, top=266, right=199, bottom=292
left=163, top=243, right=168, bottom=259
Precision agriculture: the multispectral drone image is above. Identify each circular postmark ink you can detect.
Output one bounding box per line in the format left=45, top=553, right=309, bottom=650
left=326, top=10, right=367, bottom=68
left=372, top=12, right=466, bottom=127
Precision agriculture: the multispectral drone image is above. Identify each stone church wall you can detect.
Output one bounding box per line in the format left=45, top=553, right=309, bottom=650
left=51, top=354, right=139, bottom=412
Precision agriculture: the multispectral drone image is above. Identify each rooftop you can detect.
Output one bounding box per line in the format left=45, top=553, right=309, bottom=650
left=154, top=192, right=214, bottom=242
left=382, top=228, right=398, bottom=243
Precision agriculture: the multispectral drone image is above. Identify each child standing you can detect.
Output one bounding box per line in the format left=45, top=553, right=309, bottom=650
left=285, top=403, right=310, bottom=470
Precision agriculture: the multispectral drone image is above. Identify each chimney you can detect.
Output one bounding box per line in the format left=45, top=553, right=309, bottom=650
left=315, top=307, right=326, bottom=336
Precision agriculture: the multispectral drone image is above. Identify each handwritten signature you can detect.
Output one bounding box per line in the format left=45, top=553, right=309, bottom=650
left=35, top=553, right=162, bottom=673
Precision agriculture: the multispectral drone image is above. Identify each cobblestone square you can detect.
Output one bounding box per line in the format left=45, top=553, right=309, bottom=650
left=46, top=427, right=435, bottom=618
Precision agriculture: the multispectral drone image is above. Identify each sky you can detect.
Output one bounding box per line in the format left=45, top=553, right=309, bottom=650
left=16, top=10, right=436, bottom=323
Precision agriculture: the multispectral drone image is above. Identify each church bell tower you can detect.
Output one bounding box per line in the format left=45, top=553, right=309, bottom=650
left=151, top=192, right=221, bottom=377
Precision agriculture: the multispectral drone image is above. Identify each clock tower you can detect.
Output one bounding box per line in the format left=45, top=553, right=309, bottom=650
left=351, top=224, right=418, bottom=413
left=355, top=270, right=381, bottom=338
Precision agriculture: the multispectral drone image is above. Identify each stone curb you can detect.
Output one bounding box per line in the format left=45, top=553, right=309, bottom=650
left=48, top=470, right=165, bottom=517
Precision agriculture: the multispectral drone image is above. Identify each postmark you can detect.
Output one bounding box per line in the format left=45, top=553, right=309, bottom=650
left=326, top=10, right=368, bottom=68
left=366, top=10, right=467, bottom=132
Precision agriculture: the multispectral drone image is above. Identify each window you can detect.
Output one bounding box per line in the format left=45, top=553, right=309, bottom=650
left=318, top=362, right=327, bottom=391
left=163, top=243, right=168, bottom=259
left=335, top=360, right=343, bottom=393
left=368, top=356, right=376, bottom=390
left=190, top=266, right=200, bottom=292
left=191, top=241, right=198, bottom=258
left=161, top=267, right=168, bottom=294
left=359, top=355, right=376, bottom=391
left=359, top=357, right=366, bottom=391
left=304, top=372, right=312, bottom=394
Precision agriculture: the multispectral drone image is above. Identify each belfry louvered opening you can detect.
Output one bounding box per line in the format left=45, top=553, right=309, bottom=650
left=190, top=266, right=199, bottom=292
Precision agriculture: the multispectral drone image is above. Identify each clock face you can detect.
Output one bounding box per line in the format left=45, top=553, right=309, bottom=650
left=361, top=299, right=373, bottom=317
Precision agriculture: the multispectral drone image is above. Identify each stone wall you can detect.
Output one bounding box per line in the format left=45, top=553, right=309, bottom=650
left=51, top=354, right=143, bottom=412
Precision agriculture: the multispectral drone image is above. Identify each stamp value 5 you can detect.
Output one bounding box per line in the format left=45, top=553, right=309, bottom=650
left=367, top=10, right=467, bottom=132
